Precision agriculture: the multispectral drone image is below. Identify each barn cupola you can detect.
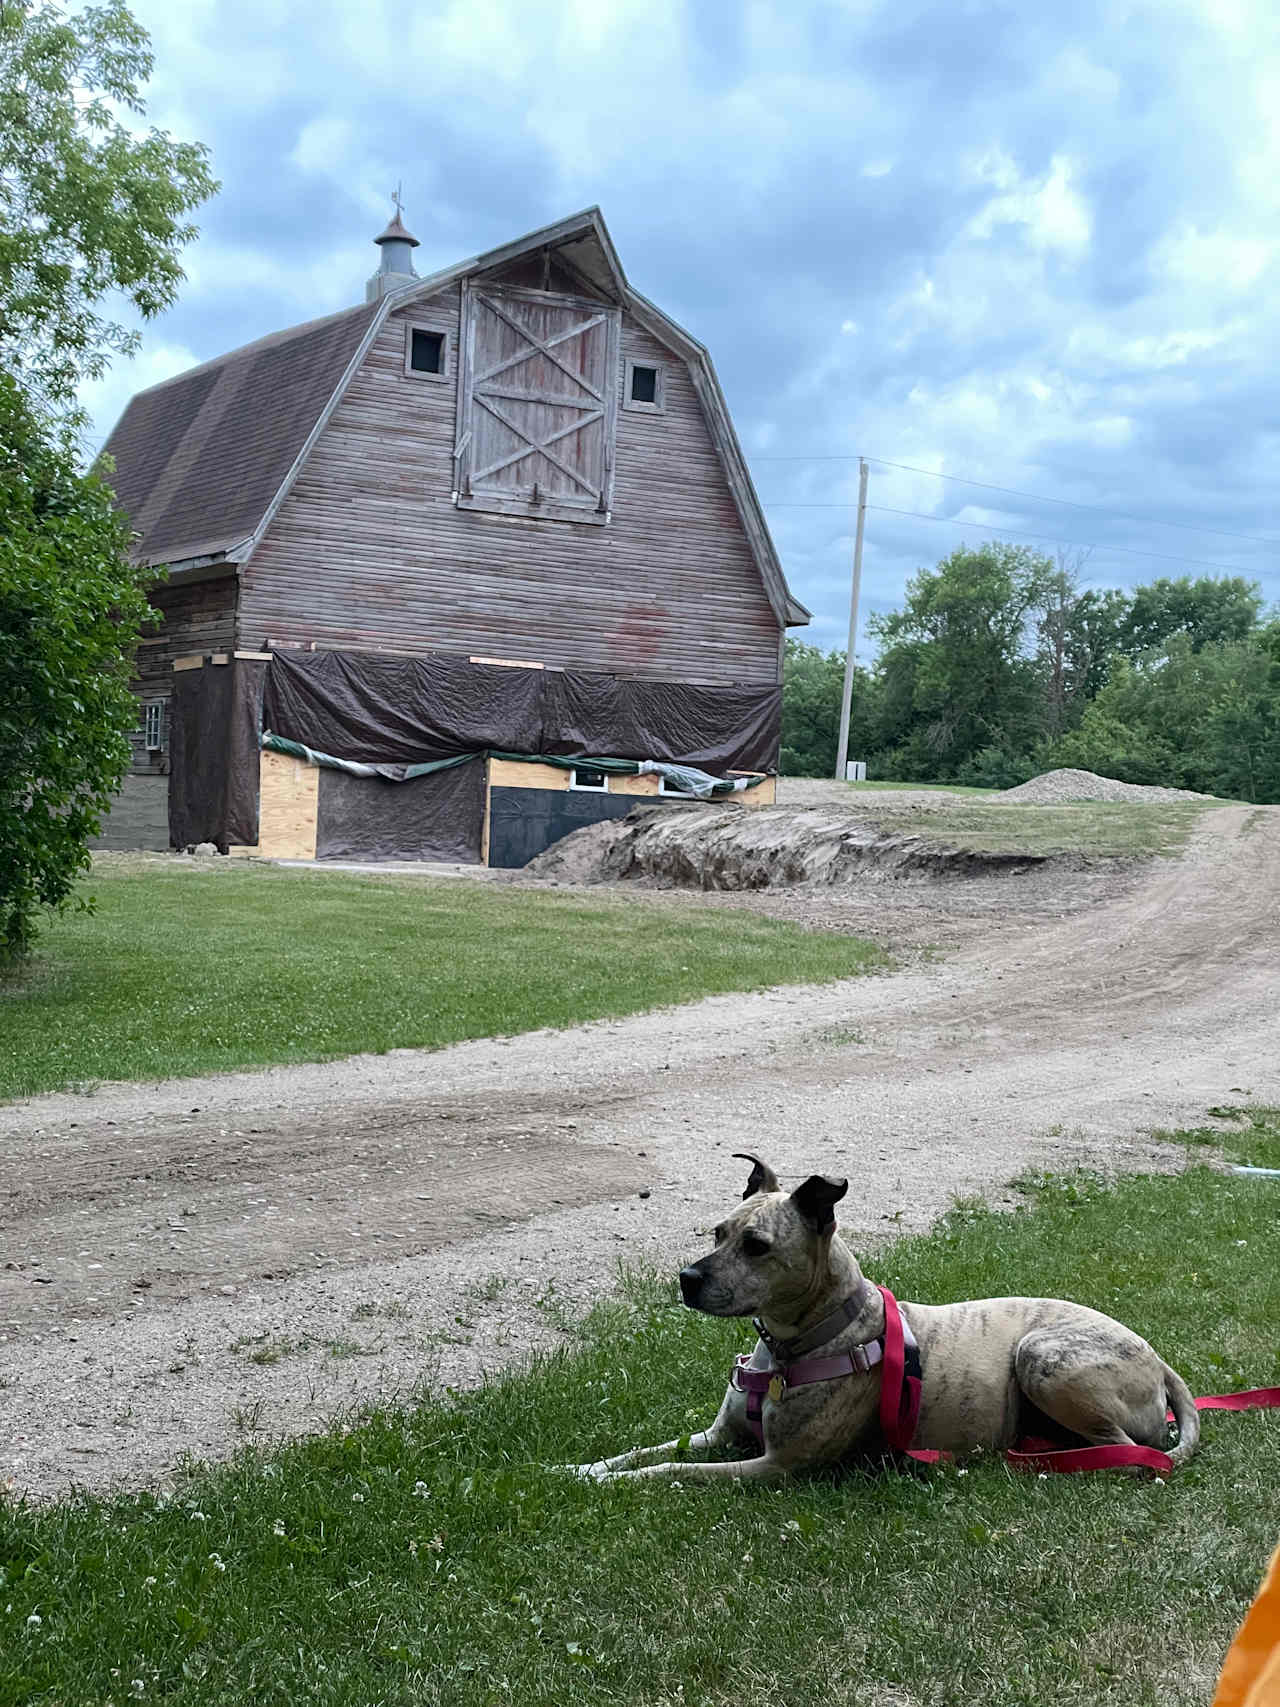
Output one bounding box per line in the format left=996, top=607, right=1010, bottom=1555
left=366, top=199, right=420, bottom=301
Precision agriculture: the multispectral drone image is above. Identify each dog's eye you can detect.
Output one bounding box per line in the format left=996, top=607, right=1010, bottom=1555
left=741, top=1233, right=771, bottom=1258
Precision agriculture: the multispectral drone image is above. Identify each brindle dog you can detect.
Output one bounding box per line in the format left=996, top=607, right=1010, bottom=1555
left=573, top=1154, right=1199, bottom=1482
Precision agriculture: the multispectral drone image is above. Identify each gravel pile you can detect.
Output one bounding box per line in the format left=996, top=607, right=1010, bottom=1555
left=1002, top=768, right=1211, bottom=805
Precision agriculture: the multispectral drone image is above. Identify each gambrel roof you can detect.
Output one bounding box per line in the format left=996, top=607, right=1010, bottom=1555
left=99, top=208, right=809, bottom=626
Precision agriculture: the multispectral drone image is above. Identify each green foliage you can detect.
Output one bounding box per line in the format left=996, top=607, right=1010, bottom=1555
left=779, top=640, right=877, bottom=776
left=1049, top=634, right=1280, bottom=800
left=0, top=0, right=217, bottom=405
left=952, top=744, right=1039, bottom=790
left=869, top=543, right=1056, bottom=779
left=803, top=541, right=1280, bottom=797
left=0, top=372, right=155, bottom=962
left=1117, top=575, right=1263, bottom=659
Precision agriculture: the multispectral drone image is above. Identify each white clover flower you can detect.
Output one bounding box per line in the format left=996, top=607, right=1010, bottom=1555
left=272, top=1520, right=286, bottom=1538
left=189, top=1511, right=206, bottom=1521
left=351, top=1492, right=365, bottom=1504
left=412, top=1481, right=430, bottom=1498
left=142, top=1576, right=157, bottom=1589
left=408, top=1539, right=418, bottom=1555
left=956, top=1468, right=968, bottom=1477
left=26, top=1612, right=41, bottom=1628
left=207, top=1553, right=226, bottom=1573
left=131, top=1679, right=145, bottom=1696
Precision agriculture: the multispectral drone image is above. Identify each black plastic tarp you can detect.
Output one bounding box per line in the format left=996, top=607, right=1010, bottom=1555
left=261, top=651, right=544, bottom=765
left=315, top=756, right=486, bottom=863
left=168, top=658, right=267, bottom=852
left=262, top=649, right=780, bottom=776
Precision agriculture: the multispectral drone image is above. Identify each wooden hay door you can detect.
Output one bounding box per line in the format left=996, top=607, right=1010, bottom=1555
left=455, top=282, right=621, bottom=527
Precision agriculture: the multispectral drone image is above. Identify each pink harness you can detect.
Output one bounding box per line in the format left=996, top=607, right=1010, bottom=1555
left=731, top=1283, right=917, bottom=1449
left=731, top=1284, right=1280, bottom=1473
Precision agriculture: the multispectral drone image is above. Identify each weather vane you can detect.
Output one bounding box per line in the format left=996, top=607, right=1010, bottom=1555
left=392, top=181, right=404, bottom=218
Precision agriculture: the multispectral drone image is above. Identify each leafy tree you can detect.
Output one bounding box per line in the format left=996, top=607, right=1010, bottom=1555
left=1049, top=633, right=1280, bottom=801
left=0, top=2, right=211, bottom=959
left=868, top=543, right=1055, bottom=780
left=1035, top=554, right=1129, bottom=738
left=0, top=0, right=217, bottom=406
left=0, top=372, right=156, bottom=961
left=1116, top=576, right=1262, bottom=660
left=779, top=640, right=877, bottom=776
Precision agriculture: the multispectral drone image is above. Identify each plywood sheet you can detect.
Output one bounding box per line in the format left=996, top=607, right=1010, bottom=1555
left=257, top=750, right=318, bottom=859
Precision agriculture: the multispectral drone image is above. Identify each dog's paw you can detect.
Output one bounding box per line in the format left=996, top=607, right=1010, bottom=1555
left=549, top=1460, right=611, bottom=1482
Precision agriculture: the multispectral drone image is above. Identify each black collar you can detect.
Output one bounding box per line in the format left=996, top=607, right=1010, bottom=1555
left=752, top=1280, right=877, bottom=1364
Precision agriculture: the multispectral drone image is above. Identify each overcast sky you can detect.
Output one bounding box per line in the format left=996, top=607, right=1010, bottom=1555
left=81, top=0, right=1280, bottom=652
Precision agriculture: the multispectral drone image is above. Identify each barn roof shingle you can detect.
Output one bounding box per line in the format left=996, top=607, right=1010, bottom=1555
left=98, top=300, right=380, bottom=568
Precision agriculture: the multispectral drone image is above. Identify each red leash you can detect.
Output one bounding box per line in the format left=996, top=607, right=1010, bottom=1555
left=877, top=1286, right=1280, bottom=1475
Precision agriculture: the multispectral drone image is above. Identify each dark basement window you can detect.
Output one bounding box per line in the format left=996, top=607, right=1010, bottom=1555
left=404, top=324, right=448, bottom=381
left=569, top=766, right=609, bottom=792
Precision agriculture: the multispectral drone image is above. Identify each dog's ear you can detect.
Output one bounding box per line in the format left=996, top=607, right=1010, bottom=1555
left=789, top=1173, right=848, bottom=1232
left=732, top=1152, right=781, bottom=1199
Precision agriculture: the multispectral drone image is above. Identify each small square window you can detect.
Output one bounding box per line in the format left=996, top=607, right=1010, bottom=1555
left=624, top=358, right=664, bottom=413
left=403, top=323, right=449, bottom=382
left=659, top=774, right=694, bottom=796
left=569, top=766, right=609, bottom=792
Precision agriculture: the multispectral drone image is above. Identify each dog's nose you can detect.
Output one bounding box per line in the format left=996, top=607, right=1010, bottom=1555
left=679, top=1265, right=703, bottom=1305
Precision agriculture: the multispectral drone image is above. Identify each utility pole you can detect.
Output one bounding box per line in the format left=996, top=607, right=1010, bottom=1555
left=834, top=456, right=868, bottom=781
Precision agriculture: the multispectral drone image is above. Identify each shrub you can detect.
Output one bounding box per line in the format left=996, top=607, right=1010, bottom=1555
left=0, top=373, right=156, bottom=963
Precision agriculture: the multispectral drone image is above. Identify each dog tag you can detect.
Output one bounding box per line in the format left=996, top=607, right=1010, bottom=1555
left=768, top=1375, right=786, bottom=1403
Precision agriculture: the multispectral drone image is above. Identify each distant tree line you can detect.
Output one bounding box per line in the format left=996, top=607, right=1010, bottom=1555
left=781, top=543, right=1280, bottom=802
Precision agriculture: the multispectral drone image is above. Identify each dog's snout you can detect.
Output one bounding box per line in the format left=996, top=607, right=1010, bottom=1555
left=679, top=1265, right=704, bottom=1305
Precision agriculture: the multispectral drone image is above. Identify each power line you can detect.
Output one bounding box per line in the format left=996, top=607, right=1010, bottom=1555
left=753, top=451, right=1280, bottom=551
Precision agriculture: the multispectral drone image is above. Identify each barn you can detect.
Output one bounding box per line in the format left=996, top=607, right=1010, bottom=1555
left=97, top=205, right=808, bottom=865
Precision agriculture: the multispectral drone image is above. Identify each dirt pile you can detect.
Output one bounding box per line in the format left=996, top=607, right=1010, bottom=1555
left=525, top=803, right=1045, bottom=890
left=1002, top=768, right=1211, bottom=804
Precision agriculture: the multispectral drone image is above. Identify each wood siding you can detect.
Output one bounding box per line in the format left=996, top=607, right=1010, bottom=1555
left=238, top=286, right=780, bottom=686
left=129, top=573, right=237, bottom=773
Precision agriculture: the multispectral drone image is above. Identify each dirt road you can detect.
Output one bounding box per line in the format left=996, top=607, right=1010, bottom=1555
left=2, top=804, right=1277, bottom=1500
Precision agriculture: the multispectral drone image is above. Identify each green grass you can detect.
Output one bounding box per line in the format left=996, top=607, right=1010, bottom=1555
left=843, top=779, right=1001, bottom=795
left=0, top=863, right=884, bottom=1101
left=3, top=1118, right=1279, bottom=1706
left=857, top=797, right=1220, bottom=858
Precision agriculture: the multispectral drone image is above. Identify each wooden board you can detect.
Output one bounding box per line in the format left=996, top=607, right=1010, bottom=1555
left=488, top=758, right=569, bottom=792
left=739, top=775, right=776, bottom=807
left=256, top=750, right=318, bottom=860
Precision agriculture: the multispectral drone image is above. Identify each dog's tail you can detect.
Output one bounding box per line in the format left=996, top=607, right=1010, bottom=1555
left=1160, top=1360, right=1201, bottom=1467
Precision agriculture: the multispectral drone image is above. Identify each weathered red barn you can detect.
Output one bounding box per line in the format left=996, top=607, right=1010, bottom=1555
left=98, top=206, right=808, bottom=864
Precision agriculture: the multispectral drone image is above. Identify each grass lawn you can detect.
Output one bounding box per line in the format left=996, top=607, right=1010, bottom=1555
left=0, top=862, right=883, bottom=1101
left=2, top=1114, right=1278, bottom=1706
left=857, top=797, right=1221, bottom=859
left=843, top=779, right=1001, bottom=795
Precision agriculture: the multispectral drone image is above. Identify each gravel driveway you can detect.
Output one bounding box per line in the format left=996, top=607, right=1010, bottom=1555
left=2, top=802, right=1277, bottom=1501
